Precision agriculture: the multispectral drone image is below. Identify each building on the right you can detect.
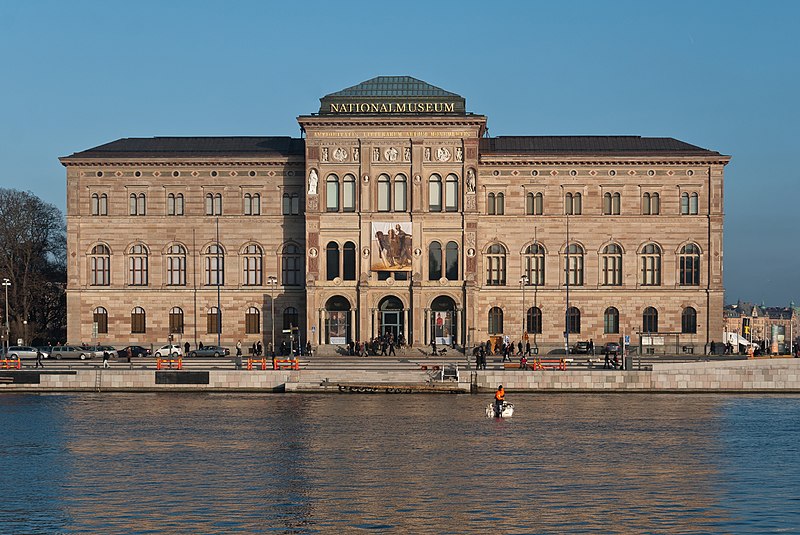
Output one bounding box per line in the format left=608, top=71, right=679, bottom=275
left=723, top=302, right=797, bottom=354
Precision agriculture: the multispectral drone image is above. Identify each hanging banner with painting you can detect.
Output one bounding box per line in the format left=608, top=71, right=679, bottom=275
left=371, top=222, right=412, bottom=272
left=434, top=311, right=452, bottom=346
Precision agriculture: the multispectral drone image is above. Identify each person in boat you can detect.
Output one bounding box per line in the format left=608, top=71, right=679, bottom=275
left=494, top=385, right=505, bottom=416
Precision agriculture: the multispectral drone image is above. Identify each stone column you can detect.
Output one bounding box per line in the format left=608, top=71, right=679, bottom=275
left=456, top=308, right=462, bottom=347
left=424, top=309, right=430, bottom=346
left=318, top=309, right=325, bottom=345
left=403, top=309, right=409, bottom=344
left=372, top=309, right=378, bottom=339
left=350, top=309, right=356, bottom=342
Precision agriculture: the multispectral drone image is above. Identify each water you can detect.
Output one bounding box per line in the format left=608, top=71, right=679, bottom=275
left=1, top=393, right=798, bottom=534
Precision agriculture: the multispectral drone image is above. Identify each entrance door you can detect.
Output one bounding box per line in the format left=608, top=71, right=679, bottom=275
left=430, top=295, right=457, bottom=346
left=381, top=310, right=401, bottom=339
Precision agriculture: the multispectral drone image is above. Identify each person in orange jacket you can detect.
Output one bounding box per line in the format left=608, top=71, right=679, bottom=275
left=494, top=385, right=505, bottom=417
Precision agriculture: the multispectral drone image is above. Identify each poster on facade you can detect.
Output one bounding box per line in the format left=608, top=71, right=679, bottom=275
left=328, top=311, right=348, bottom=345
left=434, top=311, right=452, bottom=346
left=371, top=222, right=412, bottom=271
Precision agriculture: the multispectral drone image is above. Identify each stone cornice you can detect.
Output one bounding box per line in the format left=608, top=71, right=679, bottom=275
left=479, top=155, right=731, bottom=166
left=297, top=115, right=487, bottom=130
left=59, top=157, right=305, bottom=168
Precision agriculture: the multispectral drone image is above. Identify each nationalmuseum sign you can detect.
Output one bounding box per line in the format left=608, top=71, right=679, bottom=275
left=318, top=76, right=466, bottom=115
left=327, top=101, right=457, bottom=114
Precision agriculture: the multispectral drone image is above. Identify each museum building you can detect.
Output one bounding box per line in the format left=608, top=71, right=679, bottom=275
left=61, top=76, right=729, bottom=354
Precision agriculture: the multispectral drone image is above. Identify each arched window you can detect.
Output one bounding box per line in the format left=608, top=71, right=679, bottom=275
left=204, top=244, right=224, bottom=286
left=242, top=244, right=263, bottom=286
left=603, top=192, right=621, bottom=215
left=523, top=243, right=545, bottom=286
left=681, top=192, right=690, bottom=215
left=445, top=173, right=458, bottom=212
left=445, top=241, right=459, bottom=281
left=93, top=307, right=108, bottom=334
left=343, top=174, right=356, bottom=212
left=428, top=242, right=442, bottom=280
left=487, top=193, right=496, bottom=215
left=130, top=193, right=146, bottom=215
left=343, top=242, right=356, bottom=281
left=206, top=193, right=222, bottom=215
left=640, top=243, right=661, bottom=286
left=643, top=192, right=659, bottom=215
left=604, top=307, right=619, bottom=334
left=168, top=193, right=184, bottom=216
left=496, top=192, right=505, bottom=215
left=281, top=244, right=303, bottom=286
left=377, top=174, right=391, bottom=212
left=244, top=193, right=260, bottom=215
left=567, top=306, right=581, bottom=334
left=643, top=307, right=658, bottom=333
left=682, top=307, right=697, bottom=334
left=128, top=244, right=148, bottom=286
left=283, top=306, right=299, bottom=331
left=679, top=243, right=701, bottom=286
left=168, top=193, right=175, bottom=215
left=245, top=306, right=260, bottom=334
left=526, top=192, right=543, bottom=215
left=326, top=241, right=340, bottom=280
left=429, top=174, right=442, bottom=212
left=565, top=243, right=584, bottom=286
left=99, top=193, right=108, bottom=216
left=166, top=244, right=186, bottom=286
left=612, top=192, right=621, bottom=214
left=603, top=192, right=612, bottom=215
left=526, top=306, right=542, bottom=334
left=326, top=174, right=339, bottom=212
left=601, top=244, right=622, bottom=286
left=207, top=306, right=221, bottom=334
left=394, top=174, right=407, bottom=212
left=90, top=244, right=110, bottom=286
left=131, top=306, right=146, bottom=334
left=690, top=192, right=699, bottom=214
left=488, top=307, right=504, bottom=335
left=486, top=244, right=507, bottom=286
left=91, top=193, right=99, bottom=216
left=282, top=193, right=291, bottom=215
left=566, top=192, right=582, bottom=215
left=169, top=307, right=184, bottom=334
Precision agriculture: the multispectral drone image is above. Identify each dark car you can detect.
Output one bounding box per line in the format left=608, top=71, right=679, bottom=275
left=572, top=341, right=591, bottom=354
left=117, top=346, right=151, bottom=358
left=188, top=345, right=230, bottom=357
left=604, top=342, right=621, bottom=355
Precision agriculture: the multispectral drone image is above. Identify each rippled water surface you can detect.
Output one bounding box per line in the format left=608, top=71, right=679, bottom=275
left=1, top=393, right=799, bottom=534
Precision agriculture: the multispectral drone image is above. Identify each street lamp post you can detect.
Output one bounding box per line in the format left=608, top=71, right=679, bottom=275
left=2, top=278, right=10, bottom=355
left=267, top=276, right=278, bottom=356
left=520, top=275, right=529, bottom=342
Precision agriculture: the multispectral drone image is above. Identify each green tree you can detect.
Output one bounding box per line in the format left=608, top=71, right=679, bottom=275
left=0, top=188, right=66, bottom=346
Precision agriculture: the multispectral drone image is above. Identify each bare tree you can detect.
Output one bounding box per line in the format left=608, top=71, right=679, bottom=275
left=0, top=189, right=66, bottom=345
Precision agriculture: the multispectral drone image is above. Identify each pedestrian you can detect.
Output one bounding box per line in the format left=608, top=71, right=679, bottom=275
left=184, top=341, right=190, bottom=355
left=430, top=339, right=437, bottom=356
left=517, top=341, right=523, bottom=356
left=199, top=341, right=204, bottom=350
left=102, top=351, right=110, bottom=369
left=305, top=341, right=312, bottom=357
left=588, top=338, right=594, bottom=356
left=388, top=334, right=396, bottom=356
left=35, top=348, right=44, bottom=369
left=236, top=340, right=242, bottom=357
left=525, top=340, right=531, bottom=357
left=520, top=354, right=528, bottom=370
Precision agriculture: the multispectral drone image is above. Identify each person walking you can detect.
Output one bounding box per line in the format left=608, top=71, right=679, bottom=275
left=236, top=340, right=242, bottom=357
left=184, top=341, right=190, bottom=356
left=102, top=351, right=110, bottom=369
left=430, top=339, right=437, bottom=357
left=388, top=334, right=396, bottom=356
left=35, top=348, right=44, bottom=369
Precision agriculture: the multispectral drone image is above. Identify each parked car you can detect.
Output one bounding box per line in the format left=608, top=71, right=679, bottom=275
left=604, top=342, right=621, bottom=355
left=117, top=345, right=151, bottom=358
left=3, top=346, right=48, bottom=360
left=188, top=345, right=230, bottom=357
left=154, top=344, right=183, bottom=358
left=50, top=345, right=94, bottom=360
left=572, top=341, right=591, bottom=354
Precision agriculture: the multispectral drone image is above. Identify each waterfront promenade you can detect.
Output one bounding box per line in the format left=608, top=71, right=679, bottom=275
left=1, top=352, right=798, bottom=393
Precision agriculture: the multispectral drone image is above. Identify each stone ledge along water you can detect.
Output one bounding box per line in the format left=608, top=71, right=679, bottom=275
left=1, top=358, right=799, bottom=393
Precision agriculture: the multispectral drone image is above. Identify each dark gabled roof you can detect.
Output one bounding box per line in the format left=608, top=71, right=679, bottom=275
left=479, top=136, right=722, bottom=156
left=62, top=137, right=305, bottom=160
left=324, top=76, right=460, bottom=98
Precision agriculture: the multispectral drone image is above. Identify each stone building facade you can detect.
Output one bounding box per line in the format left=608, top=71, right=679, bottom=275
left=61, top=76, right=729, bottom=354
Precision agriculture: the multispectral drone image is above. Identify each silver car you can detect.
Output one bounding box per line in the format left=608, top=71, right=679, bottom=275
left=4, top=346, right=49, bottom=360
left=50, top=345, right=94, bottom=360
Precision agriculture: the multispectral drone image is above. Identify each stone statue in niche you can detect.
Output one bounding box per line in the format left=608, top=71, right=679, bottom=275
left=308, top=169, right=318, bottom=195
left=424, top=147, right=431, bottom=161
left=385, top=147, right=398, bottom=162
left=404, top=147, right=411, bottom=161
left=466, top=168, right=476, bottom=193
left=353, top=147, right=360, bottom=162
left=456, top=147, right=463, bottom=162
left=373, top=147, right=380, bottom=161
left=321, top=148, right=329, bottom=162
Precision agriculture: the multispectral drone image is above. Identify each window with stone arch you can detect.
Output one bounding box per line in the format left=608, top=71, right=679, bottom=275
left=642, top=192, right=660, bottom=215
left=526, top=306, right=542, bottom=334
left=394, top=174, right=407, bottom=212
left=343, top=174, right=356, bottom=212
left=93, top=307, right=108, bottom=334
left=679, top=243, right=701, bottom=286
left=90, top=244, right=111, bottom=286
left=166, top=244, right=186, bottom=286
left=523, top=243, right=545, bottom=286
left=169, top=307, right=184, bottom=334
left=487, top=192, right=505, bottom=215
left=204, top=243, right=224, bottom=286
left=377, top=174, right=391, bottom=212
left=604, top=307, right=620, bottom=334
left=445, top=241, right=459, bottom=280
left=326, top=174, right=340, bottom=212
left=643, top=306, right=659, bottom=333
left=681, top=192, right=699, bottom=215
left=242, top=244, right=263, bottom=286
left=343, top=241, right=356, bottom=281
left=565, top=192, right=582, bottom=215
left=168, top=193, right=184, bottom=216
left=428, top=241, right=443, bottom=280
left=131, top=306, right=146, bottom=334
left=640, top=243, right=662, bottom=286
left=567, top=306, right=581, bottom=334
left=207, top=306, right=221, bottom=334
left=603, top=192, right=621, bottom=215
left=244, top=193, right=261, bottom=215
left=488, top=306, right=504, bottom=335
left=526, top=192, right=543, bottom=215
left=564, top=243, right=584, bottom=286
left=205, top=193, right=223, bottom=215
left=429, top=174, right=442, bottom=212
left=326, top=241, right=340, bottom=280
left=601, top=244, right=623, bottom=286
left=245, top=306, right=260, bottom=334
left=91, top=193, right=108, bottom=216
left=128, top=244, right=149, bottom=286
left=445, top=173, right=458, bottom=212
left=129, top=193, right=146, bottom=215
left=682, top=307, right=697, bottom=334
left=283, top=192, right=301, bottom=215
left=485, top=243, right=507, bottom=286
left=281, top=243, right=303, bottom=286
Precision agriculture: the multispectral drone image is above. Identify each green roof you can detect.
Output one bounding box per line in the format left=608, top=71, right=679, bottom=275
left=324, top=76, right=461, bottom=98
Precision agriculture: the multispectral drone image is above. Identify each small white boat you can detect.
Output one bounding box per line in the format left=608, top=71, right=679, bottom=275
left=486, top=401, right=514, bottom=418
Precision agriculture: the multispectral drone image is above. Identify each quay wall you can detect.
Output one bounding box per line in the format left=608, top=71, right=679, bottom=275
left=1, top=359, right=799, bottom=393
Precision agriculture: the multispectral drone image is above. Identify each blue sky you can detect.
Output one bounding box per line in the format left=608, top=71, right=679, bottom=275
left=1, top=0, right=797, bottom=305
